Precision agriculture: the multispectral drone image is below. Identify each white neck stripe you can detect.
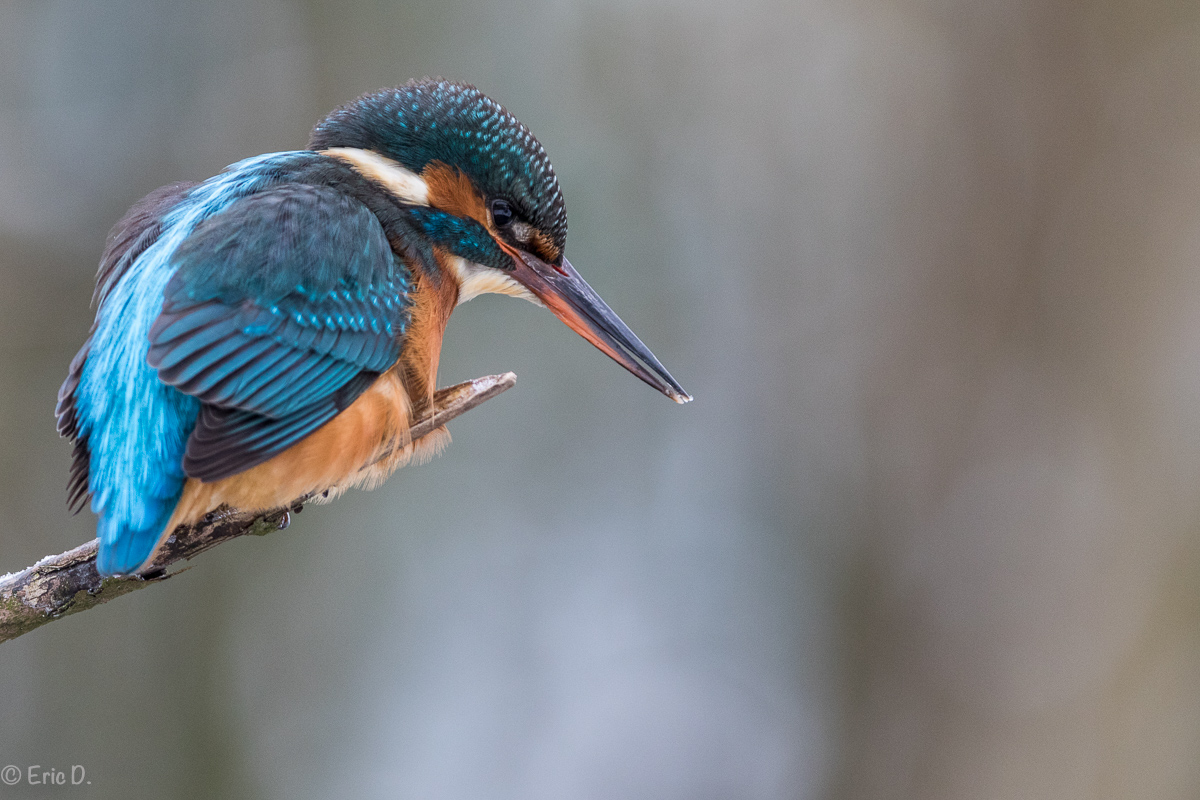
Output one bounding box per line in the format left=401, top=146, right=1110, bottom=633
left=322, top=147, right=430, bottom=206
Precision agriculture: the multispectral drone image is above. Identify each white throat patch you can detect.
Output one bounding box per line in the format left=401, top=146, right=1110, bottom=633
left=323, top=147, right=430, bottom=206
left=446, top=255, right=542, bottom=307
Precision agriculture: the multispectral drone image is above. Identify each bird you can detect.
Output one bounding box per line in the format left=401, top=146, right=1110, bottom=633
left=55, top=79, right=690, bottom=578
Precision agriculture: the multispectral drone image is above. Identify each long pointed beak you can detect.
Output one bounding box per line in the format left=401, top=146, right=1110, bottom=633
left=511, top=253, right=692, bottom=403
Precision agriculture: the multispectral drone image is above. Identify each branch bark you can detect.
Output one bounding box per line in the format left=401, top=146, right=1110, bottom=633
left=0, top=372, right=517, bottom=644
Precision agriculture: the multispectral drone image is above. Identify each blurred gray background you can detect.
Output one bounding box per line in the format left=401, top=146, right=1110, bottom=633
left=3, top=1, right=1200, bottom=798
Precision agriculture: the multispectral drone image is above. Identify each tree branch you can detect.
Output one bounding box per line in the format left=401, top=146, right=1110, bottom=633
left=0, top=372, right=517, bottom=644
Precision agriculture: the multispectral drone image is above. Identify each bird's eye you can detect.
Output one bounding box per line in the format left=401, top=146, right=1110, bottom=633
left=491, top=198, right=514, bottom=227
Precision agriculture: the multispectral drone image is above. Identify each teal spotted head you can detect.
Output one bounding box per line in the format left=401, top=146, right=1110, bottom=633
left=310, top=79, right=565, bottom=264
left=309, top=79, right=690, bottom=403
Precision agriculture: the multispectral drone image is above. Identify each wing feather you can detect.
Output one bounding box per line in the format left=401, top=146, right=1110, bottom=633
left=147, top=183, right=411, bottom=482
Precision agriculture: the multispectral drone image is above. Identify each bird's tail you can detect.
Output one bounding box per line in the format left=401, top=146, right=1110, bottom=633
left=95, top=498, right=178, bottom=577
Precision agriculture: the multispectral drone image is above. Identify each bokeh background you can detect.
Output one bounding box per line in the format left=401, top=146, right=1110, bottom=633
left=3, top=1, right=1200, bottom=797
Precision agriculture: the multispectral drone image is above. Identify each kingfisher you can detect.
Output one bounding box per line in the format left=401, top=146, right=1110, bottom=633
left=55, top=79, right=690, bottom=577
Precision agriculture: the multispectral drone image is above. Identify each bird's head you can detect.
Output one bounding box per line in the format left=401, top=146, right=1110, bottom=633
left=309, top=79, right=690, bottom=404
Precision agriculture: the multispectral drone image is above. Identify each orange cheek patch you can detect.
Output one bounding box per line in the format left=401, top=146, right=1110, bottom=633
left=421, top=160, right=559, bottom=267
left=422, top=161, right=489, bottom=226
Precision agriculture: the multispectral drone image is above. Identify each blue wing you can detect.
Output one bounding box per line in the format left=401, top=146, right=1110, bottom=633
left=147, top=182, right=411, bottom=482
left=60, top=152, right=415, bottom=576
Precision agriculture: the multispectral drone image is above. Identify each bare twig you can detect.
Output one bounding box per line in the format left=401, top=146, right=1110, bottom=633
left=0, top=372, right=517, bottom=644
